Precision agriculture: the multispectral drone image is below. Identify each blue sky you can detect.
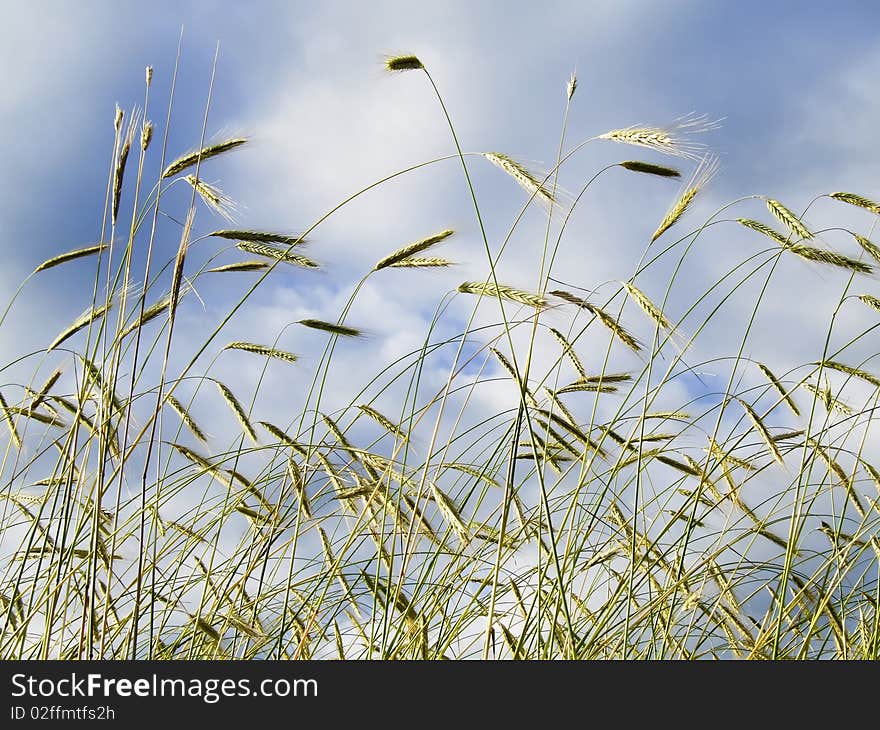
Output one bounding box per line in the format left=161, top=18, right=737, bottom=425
left=2, top=0, right=880, bottom=659
left=3, top=0, right=880, bottom=447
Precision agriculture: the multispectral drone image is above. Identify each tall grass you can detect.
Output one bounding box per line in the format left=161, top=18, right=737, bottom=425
left=1, top=51, right=879, bottom=660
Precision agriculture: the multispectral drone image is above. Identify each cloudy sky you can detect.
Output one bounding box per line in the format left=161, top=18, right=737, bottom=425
left=2, top=0, right=880, bottom=659
left=3, top=0, right=880, bottom=502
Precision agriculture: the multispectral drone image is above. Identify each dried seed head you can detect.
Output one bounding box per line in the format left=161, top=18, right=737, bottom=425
left=146, top=66, right=153, bottom=86
left=567, top=71, right=577, bottom=101
left=114, top=103, right=123, bottom=131
left=385, top=54, right=424, bottom=72
left=141, top=120, right=153, bottom=151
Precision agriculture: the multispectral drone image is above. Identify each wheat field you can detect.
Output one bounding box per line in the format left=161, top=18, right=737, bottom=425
left=1, top=50, right=879, bottom=660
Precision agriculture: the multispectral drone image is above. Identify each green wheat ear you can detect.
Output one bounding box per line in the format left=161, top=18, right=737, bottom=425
left=384, top=54, right=424, bottom=72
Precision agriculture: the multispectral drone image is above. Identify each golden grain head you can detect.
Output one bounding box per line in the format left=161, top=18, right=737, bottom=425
left=829, top=191, right=880, bottom=215
left=599, top=112, right=721, bottom=161
left=651, top=155, right=718, bottom=242
left=458, top=281, right=547, bottom=309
